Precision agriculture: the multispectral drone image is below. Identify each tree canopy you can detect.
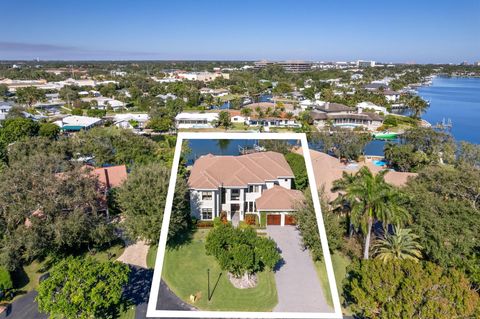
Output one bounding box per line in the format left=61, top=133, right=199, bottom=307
left=37, top=257, right=130, bottom=319
left=115, top=163, right=190, bottom=244
left=343, top=259, right=480, bottom=319
left=205, top=223, right=280, bottom=277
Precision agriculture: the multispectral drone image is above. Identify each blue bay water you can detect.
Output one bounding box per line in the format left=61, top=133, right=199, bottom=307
left=418, top=76, right=480, bottom=144
left=187, top=77, right=480, bottom=158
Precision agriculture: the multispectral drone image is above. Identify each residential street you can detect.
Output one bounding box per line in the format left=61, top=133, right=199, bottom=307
left=266, top=226, right=332, bottom=313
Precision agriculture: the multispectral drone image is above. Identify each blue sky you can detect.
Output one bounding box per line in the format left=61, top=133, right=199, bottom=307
left=1, top=0, right=479, bottom=62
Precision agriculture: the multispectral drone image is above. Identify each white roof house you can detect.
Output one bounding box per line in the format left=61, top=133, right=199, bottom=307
left=81, top=97, right=126, bottom=110
left=0, top=102, right=12, bottom=121
left=54, top=115, right=102, bottom=132
left=113, top=113, right=149, bottom=129
left=175, top=112, right=218, bottom=129
left=356, top=101, right=388, bottom=114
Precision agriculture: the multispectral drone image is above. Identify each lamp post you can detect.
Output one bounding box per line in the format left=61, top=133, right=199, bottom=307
left=207, top=268, right=210, bottom=301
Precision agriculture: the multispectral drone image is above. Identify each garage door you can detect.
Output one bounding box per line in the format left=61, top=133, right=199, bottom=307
left=284, top=214, right=296, bottom=225
left=267, top=214, right=281, bottom=225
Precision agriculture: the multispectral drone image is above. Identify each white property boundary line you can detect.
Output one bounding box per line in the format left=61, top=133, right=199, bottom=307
left=147, top=132, right=343, bottom=319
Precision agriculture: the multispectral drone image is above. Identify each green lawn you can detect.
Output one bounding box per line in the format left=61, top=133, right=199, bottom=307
left=118, top=305, right=136, bottom=319
left=314, top=251, right=351, bottom=310
left=147, top=245, right=157, bottom=269
left=161, top=229, right=278, bottom=311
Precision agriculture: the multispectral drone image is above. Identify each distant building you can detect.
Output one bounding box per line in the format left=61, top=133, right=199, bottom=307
left=54, top=115, right=103, bottom=132
left=357, top=60, right=376, bottom=67
left=254, top=60, right=313, bottom=73
left=174, top=112, right=219, bottom=129
left=177, top=72, right=229, bottom=82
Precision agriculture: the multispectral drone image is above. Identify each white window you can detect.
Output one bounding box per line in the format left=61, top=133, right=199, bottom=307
left=201, top=208, right=213, bottom=220
left=201, top=191, right=212, bottom=200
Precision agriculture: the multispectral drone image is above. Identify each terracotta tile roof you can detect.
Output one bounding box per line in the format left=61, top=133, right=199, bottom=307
left=295, top=148, right=417, bottom=202
left=255, top=185, right=305, bottom=211
left=92, top=165, right=128, bottom=188
left=188, top=151, right=294, bottom=189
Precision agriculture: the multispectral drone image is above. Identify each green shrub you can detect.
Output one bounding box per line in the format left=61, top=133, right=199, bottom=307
left=0, top=266, right=13, bottom=300
left=260, top=212, right=267, bottom=228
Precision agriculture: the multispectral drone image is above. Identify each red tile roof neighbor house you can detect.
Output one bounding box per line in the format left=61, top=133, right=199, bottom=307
left=256, top=185, right=305, bottom=211
left=294, top=148, right=417, bottom=201
left=188, top=151, right=294, bottom=189
left=92, top=165, right=128, bottom=189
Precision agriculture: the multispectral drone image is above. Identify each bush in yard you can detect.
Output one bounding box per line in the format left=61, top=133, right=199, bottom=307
left=0, top=266, right=12, bottom=300
left=36, top=257, right=130, bottom=319
left=205, top=224, right=280, bottom=278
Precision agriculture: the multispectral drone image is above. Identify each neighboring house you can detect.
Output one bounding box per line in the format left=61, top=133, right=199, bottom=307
left=0, top=102, right=12, bottom=121
left=379, top=90, right=401, bottom=102
left=156, top=93, right=177, bottom=101
left=91, top=165, right=128, bottom=190
left=82, top=97, right=126, bottom=110
left=311, top=109, right=384, bottom=131
left=175, top=112, right=219, bottom=129
left=112, top=113, right=149, bottom=130
left=199, top=88, right=229, bottom=97
left=297, top=148, right=417, bottom=202
left=188, top=151, right=305, bottom=226
left=54, top=115, right=102, bottom=132
left=356, top=101, right=388, bottom=114
left=310, top=102, right=384, bottom=131
left=246, top=117, right=300, bottom=128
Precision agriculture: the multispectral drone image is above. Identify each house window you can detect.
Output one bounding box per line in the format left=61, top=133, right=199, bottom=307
left=248, top=185, right=261, bottom=193
left=231, top=189, right=240, bottom=200
left=201, top=208, right=213, bottom=220
left=201, top=191, right=212, bottom=200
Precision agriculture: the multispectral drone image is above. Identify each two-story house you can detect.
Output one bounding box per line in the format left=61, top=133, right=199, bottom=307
left=188, top=151, right=305, bottom=226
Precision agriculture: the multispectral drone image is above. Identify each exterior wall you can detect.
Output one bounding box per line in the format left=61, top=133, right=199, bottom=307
left=190, top=189, right=218, bottom=220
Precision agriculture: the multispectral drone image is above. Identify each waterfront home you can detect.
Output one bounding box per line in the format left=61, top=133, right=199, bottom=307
left=174, top=112, right=219, bottom=129
left=246, top=116, right=300, bottom=129
left=188, top=151, right=304, bottom=226
left=310, top=108, right=384, bottom=131
left=356, top=101, right=388, bottom=114
left=199, top=87, right=229, bottom=97
left=54, top=115, right=102, bottom=132
left=379, top=90, right=401, bottom=102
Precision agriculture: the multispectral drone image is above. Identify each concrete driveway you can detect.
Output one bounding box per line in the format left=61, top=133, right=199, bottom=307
left=266, top=226, right=332, bottom=313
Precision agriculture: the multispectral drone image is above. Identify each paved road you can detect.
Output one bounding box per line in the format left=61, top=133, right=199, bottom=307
left=266, top=226, right=332, bottom=313
left=0, top=291, right=46, bottom=319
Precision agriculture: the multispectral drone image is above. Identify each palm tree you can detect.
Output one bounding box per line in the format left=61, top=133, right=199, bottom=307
left=404, top=95, right=428, bottom=119
left=332, top=167, right=409, bottom=259
left=285, top=112, right=294, bottom=120
left=373, top=226, right=422, bottom=262
left=240, top=107, right=252, bottom=118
